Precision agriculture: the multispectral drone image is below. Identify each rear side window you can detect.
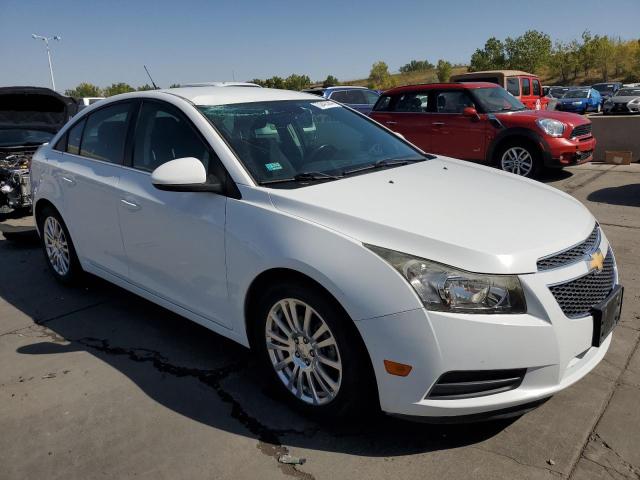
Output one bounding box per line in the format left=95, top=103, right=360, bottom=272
left=434, top=91, right=474, bottom=113
left=80, top=103, right=132, bottom=164
left=373, top=96, right=392, bottom=111
left=132, top=101, right=211, bottom=173
left=53, top=132, right=67, bottom=152
left=532, top=79, right=541, bottom=96
left=521, top=78, right=531, bottom=96
left=507, top=78, right=520, bottom=96
left=393, top=92, right=429, bottom=112
left=66, top=118, right=86, bottom=155
left=362, top=90, right=380, bottom=105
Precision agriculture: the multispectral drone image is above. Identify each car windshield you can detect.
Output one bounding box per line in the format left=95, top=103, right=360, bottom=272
left=616, top=88, right=640, bottom=97
left=563, top=90, right=589, bottom=99
left=198, top=100, right=425, bottom=187
left=471, top=87, right=526, bottom=113
left=593, top=84, right=615, bottom=93
left=0, top=129, right=54, bottom=147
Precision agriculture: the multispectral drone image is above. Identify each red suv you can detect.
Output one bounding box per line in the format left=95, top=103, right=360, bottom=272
left=370, top=82, right=596, bottom=178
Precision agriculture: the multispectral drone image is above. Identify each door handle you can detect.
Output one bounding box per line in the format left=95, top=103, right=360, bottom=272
left=385, top=121, right=398, bottom=125
left=120, top=198, right=141, bottom=211
left=61, top=176, right=76, bottom=186
left=432, top=122, right=446, bottom=126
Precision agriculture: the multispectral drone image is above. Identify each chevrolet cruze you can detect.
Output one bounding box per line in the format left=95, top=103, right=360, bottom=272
left=30, top=87, right=623, bottom=422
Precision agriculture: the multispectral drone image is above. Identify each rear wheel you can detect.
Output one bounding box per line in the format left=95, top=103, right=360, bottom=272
left=496, top=141, right=541, bottom=178
left=252, top=281, right=373, bottom=418
left=37, top=206, right=82, bottom=284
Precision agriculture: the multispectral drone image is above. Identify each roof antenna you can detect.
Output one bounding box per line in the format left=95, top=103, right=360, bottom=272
left=144, top=65, right=159, bottom=89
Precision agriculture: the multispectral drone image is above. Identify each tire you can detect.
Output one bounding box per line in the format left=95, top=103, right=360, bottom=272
left=37, top=205, right=82, bottom=284
left=251, top=280, right=374, bottom=419
left=495, top=140, right=541, bottom=178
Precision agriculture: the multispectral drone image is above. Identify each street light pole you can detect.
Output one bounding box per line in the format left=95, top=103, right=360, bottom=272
left=32, top=34, right=61, bottom=91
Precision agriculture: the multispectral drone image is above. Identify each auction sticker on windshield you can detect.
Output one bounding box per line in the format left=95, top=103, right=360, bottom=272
left=311, top=101, right=340, bottom=110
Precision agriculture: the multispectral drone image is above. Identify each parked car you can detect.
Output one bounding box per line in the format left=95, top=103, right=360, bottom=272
left=556, top=88, right=602, bottom=114
left=181, top=82, right=262, bottom=88
left=77, top=97, right=105, bottom=111
left=547, top=86, right=571, bottom=99
left=591, top=82, right=622, bottom=102
left=370, top=82, right=595, bottom=178
left=0, top=86, right=78, bottom=215
left=31, top=87, right=622, bottom=422
left=450, top=70, right=548, bottom=110
left=302, top=86, right=380, bottom=114
left=603, top=86, right=640, bottom=114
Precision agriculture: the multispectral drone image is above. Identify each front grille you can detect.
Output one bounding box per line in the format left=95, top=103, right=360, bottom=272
left=613, top=103, right=629, bottom=113
left=426, top=369, right=526, bottom=399
left=576, top=150, right=593, bottom=162
left=537, top=225, right=600, bottom=271
left=570, top=124, right=592, bottom=138
left=549, top=248, right=616, bottom=319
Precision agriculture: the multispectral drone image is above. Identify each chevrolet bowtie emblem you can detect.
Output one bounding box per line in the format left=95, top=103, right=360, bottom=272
left=589, top=250, right=605, bottom=272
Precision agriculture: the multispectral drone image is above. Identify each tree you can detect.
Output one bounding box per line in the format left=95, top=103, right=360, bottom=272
left=436, top=59, right=452, bottom=82
left=399, top=59, right=434, bottom=73
left=103, top=82, right=135, bottom=96
left=283, top=74, right=311, bottom=91
left=549, top=41, right=578, bottom=83
left=322, top=75, right=339, bottom=87
left=592, top=35, right=615, bottom=81
left=64, top=82, right=102, bottom=98
left=169, top=83, right=181, bottom=88
left=262, top=76, right=285, bottom=89
left=504, top=30, right=551, bottom=72
left=137, top=84, right=155, bottom=91
left=469, top=37, right=506, bottom=71
left=578, top=30, right=596, bottom=78
left=367, top=61, right=395, bottom=89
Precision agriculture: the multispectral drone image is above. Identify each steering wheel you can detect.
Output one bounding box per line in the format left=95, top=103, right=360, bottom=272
left=307, top=144, right=337, bottom=164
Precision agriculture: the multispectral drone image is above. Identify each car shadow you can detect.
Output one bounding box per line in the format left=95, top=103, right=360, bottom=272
left=538, top=168, right=573, bottom=183
left=587, top=184, right=640, bottom=207
left=1, top=233, right=515, bottom=458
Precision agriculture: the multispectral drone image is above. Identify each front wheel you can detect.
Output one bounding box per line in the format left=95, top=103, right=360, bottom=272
left=496, top=142, right=541, bottom=178
left=252, top=281, right=373, bottom=418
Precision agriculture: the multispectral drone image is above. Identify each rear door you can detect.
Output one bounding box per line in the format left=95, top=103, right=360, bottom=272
left=370, top=91, right=432, bottom=152
left=426, top=89, right=486, bottom=160
left=116, top=99, right=231, bottom=328
left=57, top=101, right=134, bottom=277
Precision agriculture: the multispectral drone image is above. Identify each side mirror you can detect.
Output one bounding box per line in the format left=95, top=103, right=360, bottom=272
left=151, top=157, right=222, bottom=193
left=463, top=107, right=480, bottom=120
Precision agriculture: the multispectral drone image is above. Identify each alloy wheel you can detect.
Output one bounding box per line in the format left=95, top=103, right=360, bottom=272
left=265, top=298, right=342, bottom=405
left=43, top=216, right=71, bottom=276
left=500, top=146, right=534, bottom=177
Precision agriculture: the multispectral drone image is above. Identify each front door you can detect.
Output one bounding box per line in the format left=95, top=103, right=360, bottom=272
left=427, top=89, right=486, bottom=160
left=116, top=100, right=231, bottom=328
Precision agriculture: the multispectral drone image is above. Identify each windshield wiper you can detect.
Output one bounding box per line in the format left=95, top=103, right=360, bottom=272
left=342, top=157, right=426, bottom=177
left=258, top=171, right=343, bottom=185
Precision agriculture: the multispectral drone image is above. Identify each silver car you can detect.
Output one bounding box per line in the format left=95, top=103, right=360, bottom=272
left=603, top=87, right=640, bottom=114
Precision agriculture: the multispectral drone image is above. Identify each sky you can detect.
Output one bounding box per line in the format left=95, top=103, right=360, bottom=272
left=1, top=0, right=639, bottom=92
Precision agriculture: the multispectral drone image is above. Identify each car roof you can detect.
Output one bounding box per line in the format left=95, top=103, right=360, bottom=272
left=159, top=86, right=319, bottom=105
left=453, top=70, right=534, bottom=77
left=382, top=82, right=498, bottom=95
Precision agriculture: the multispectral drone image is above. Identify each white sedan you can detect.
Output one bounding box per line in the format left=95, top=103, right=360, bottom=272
left=30, top=87, right=623, bottom=422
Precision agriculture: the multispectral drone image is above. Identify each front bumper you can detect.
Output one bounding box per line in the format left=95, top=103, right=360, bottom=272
left=543, top=135, right=596, bottom=167
left=356, top=235, right=617, bottom=419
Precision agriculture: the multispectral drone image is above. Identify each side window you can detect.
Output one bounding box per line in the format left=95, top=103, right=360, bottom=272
left=372, top=95, right=392, bottom=112
left=507, top=78, right=520, bottom=97
left=132, top=101, right=211, bottom=173
left=329, top=91, right=350, bottom=103
left=434, top=91, right=474, bottom=114
left=53, top=132, right=68, bottom=152
left=80, top=103, right=131, bottom=164
left=66, top=118, right=86, bottom=155
left=521, top=78, right=531, bottom=96
left=393, top=92, right=429, bottom=112
left=330, top=90, right=366, bottom=104
left=532, top=79, right=541, bottom=96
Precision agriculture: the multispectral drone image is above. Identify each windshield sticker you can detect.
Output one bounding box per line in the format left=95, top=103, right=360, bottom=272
left=311, top=101, right=340, bottom=110
left=265, top=162, right=283, bottom=172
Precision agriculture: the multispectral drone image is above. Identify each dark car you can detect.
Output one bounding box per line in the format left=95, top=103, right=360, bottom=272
left=370, top=82, right=595, bottom=178
left=0, top=86, right=78, bottom=215
left=592, top=82, right=622, bottom=102
left=302, top=86, right=380, bottom=114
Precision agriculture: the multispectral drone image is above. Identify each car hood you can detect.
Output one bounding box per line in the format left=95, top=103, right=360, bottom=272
left=559, top=98, right=587, bottom=103
left=0, top=86, right=78, bottom=137
left=267, top=158, right=594, bottom=274
left=495, top=109, right=589, bottom=129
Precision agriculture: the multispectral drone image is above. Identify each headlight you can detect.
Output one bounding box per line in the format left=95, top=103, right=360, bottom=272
left=366, top=245, right=527, bottom=314
left=630, top=98, right=640, bottom=105
left=536, top=118, right=565, bottom=137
